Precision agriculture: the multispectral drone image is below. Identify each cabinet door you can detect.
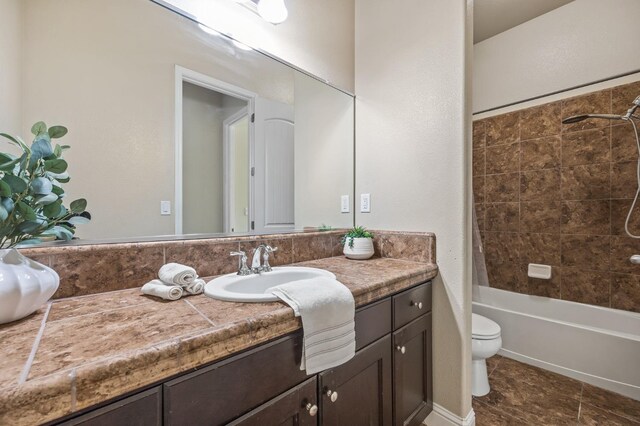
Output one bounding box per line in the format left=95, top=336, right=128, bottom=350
left=58, top=387, right=161, bottom=426
left=319, top=335, right=392, bottom=426
left=229, top=377, right=318, bottom=426
left=393, top=314, right=432, bottom=426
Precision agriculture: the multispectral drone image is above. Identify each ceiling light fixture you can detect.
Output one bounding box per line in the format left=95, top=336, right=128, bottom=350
left=257, top=0, right=288, bottom=24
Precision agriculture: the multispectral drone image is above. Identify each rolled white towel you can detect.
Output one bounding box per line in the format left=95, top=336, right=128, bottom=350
left=159, top=263, right=197, bottom=286
left=185, top=278, right=205, bottom=295
left=141, top=279, right=183, bottom=301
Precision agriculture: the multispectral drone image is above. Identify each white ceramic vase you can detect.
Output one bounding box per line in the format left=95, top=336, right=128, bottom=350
left=0, top=249, right=59, bottom=324
left=343, top=237, right=375, bottom=260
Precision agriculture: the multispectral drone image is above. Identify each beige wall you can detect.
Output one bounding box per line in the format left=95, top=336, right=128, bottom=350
left=474, top=0, right=640, bottom=113
left=232, top=116, right=250, bottom=233
left=19, top=0, right=294, bottom=240
left=182, top=83, right=227, bottom=234
left=166, top=0, right=355, bottom=93
left=355, top=0, right=472, bottom=420
left=0, top=0, right=22, bottom=137
left=294, top=73, right=354, bottom=229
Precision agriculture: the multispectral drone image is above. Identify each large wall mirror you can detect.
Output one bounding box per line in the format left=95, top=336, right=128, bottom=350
left=0, top=0, right=354, bottom=244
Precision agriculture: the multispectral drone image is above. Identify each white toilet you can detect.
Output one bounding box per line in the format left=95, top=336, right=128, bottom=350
left=471, top=313, right=502, bottom=397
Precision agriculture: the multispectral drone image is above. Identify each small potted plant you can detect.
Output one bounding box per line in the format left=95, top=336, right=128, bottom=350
left=0, top=122, right=90, bottom=324
left=342, top=226, right=375, bottom=260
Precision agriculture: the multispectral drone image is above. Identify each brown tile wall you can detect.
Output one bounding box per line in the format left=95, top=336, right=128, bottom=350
left=18, top=230, right=436, bottom=300
left=473, top=80, right=640, bottom=313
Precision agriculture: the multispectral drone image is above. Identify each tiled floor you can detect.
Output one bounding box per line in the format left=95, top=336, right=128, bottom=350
left=474, top=356, right=640, bottom=425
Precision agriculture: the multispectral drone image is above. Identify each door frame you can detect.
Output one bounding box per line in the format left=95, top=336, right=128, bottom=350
left=174, top=65, right=256, bottom=235
left=222, top=107, right=249, bottom=233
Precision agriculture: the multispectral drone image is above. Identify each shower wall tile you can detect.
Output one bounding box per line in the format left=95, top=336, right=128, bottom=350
left=561, top=200, right=610, bottom=235
left=611, top=161, right=637, bottom=199
left=561, top=91, right=612, bottom=133
left=486, top=173, right=519, bottom=202
left=611, top=199, right=640, bottom=236
left=473, top=148, right=485, bottom=176
left=485, top=203, right=519, bottom=232
left=560, top=235, right=610, bottom=272
left=525, top=265, right=561, bottom=298
left=520, top=169, right=560, bottom=201
left=520, top=201, right=561, bottom=232
left=611, top=80, right=640, bottom=116
left=520, top=136, right=561, bottom=171
left=561, top=128, right=610, bottom=166
left=473, top=175, right=485, bottom=203
left=520, top=101, right=561, bottom=140
left=611, top=273, right=640, bottom=313
left=519, top=233, right=561, bottom=266
left=611, top=124, right=637, bottom=163
left=473, top=120, right=486, bottom=150
left=561, top=268, right=610, bottom=306
left=486, top=143, right=520, bottom=174
left=561, top=164, right=610, bottom=200
left=485, top=111, right=520, bottom=146
left=473, top=78, right=640, bottom=313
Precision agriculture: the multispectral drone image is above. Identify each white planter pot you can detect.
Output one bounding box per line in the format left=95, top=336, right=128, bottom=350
left=343, top=237, right=375, bottom=260
left=0, top=249, right=59, bottom=324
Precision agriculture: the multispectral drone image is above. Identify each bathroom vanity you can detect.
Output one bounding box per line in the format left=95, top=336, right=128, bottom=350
left=52, top=280, right=432, bottom=426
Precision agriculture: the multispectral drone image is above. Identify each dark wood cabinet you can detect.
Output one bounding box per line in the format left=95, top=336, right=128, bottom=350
left=56, top=281, right=433, bottom=426
left=392, top=313, right=432, bottom=426
left=58, top=387, right=162, bottom=426
left=229, top=378, right=318, bottom=426
left=319, top=335, right=393, bottom=426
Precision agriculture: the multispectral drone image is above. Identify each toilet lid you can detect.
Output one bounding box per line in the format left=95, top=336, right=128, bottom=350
left=472, top=313, right=501, bottom=340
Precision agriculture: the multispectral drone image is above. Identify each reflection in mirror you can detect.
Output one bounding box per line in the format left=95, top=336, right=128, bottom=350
left=0, top=0, right=354, bottom=244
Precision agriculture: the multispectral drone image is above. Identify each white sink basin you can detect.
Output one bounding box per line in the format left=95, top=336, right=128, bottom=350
left=204, top=266, right=336, bottom=302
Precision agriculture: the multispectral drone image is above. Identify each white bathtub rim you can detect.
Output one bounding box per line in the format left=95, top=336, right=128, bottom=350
left=473, top=300, right=640, bottom=342
left=473, top=286, right=640, bottom=341
left=498, top=349, right=640, bottom=401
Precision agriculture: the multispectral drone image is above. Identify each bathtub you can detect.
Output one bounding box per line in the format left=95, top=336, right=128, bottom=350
left=473, top=285, right=640, bottom=400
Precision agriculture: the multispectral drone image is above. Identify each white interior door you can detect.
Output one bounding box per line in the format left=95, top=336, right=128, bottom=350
left=253, top=98, right=295, bottom=233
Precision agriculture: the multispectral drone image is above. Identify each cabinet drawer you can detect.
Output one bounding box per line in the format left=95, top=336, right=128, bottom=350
left=355, top=298, right=391, bottom=351
left=228, top=377, right=318, bottom=426
left=164, top=333, right=309, bottom=426
left=393, top=281, right=432, bottom=329
left=58, top=387, right=161, bottom=426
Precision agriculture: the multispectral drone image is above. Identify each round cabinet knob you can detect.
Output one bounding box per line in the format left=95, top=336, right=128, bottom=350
left=411, top=301, right=423, bottom=310
left=306, top=403, right=318, bottom=416
left=396, top=345, right=406, bottom=354
left=326, top=390, right=339, bottom=402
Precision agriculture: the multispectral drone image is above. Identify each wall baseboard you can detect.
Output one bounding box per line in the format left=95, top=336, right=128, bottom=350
left=424, top=403, right=475, bottom=426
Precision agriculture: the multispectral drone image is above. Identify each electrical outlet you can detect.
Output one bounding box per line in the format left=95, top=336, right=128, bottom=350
left=341, top=195, right=350, bottom=213
left=160, top=201, right=171, bottom=216
left=360, top=193, right=371, bottom=213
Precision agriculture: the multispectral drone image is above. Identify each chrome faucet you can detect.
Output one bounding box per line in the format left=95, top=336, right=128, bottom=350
left=230, top=251, right=252, bottom=276
left=251, top=244, right=278, bottom=273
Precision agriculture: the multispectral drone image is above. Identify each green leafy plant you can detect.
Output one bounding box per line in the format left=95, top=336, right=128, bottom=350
left=341, top=226, right=374, bottom=248
left=0, top=122, right=90, bottom=248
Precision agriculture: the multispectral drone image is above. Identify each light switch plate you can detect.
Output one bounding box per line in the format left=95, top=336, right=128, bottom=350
left=360, top=193, right=371, bottom=213
left=160, top=200, right=171, bottom=216
left=341, top=195, right=350, bottom=213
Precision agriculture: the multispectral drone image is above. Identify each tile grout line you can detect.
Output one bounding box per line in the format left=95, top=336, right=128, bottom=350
left=182, top=299, right=217, bottom=327
left=18, top=302, right=52, bottom=385
left=577, top=382, right=584, bottom=423
left=69, top=369, right=77, bottom=412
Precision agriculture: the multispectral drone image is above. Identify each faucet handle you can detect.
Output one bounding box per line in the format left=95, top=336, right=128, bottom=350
left=230, top=251, right=252, bottom=276
left=265, top=245, right=278, bottom=253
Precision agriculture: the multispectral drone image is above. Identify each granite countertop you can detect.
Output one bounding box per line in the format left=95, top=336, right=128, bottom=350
left=0, top=256, right=438, bottom=425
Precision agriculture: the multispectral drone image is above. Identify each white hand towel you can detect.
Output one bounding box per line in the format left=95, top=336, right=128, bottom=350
left=142, top=280, right=183, bottom=301
left=185, top=278, right=205, bottom=295
left=268, top=277, right=355, bottom=375
left=159, top=263, right=197, bottom=286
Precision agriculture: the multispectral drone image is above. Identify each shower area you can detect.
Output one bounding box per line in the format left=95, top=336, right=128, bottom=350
left=471, top=80, right=640, bottom=400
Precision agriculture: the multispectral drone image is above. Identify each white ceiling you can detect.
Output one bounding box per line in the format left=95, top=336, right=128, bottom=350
left=474, top=0, right=575, bottom=43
